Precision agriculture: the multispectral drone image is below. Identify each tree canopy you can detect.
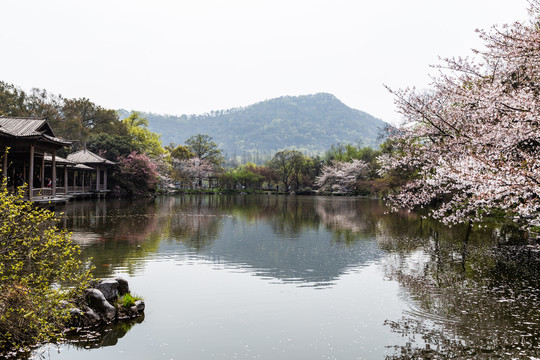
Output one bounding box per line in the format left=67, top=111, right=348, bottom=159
left=166, top=143, right=194, bottom=161
left=268, top=150, right=305, bottom=191
left=122, top=112, right=165, bottom=157
left=185, top=134, right=223, bottom=165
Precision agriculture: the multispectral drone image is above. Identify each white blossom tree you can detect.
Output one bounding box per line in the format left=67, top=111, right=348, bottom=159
left=174, top=157, right=215, bottom=188
left=379, top=1, right=540, bottom=233
left=316, top=159, right=369, bottom=193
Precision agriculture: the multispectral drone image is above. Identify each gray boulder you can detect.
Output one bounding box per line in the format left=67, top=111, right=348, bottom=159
left=86, top=289, right=116, bottom=321
left=135, top=300, right=145, bottom=312
left=83, top=307, right=102, bottom=323
left=114, top=277, right=130, bottom=296
left=97, top=279, right=119, bottom=302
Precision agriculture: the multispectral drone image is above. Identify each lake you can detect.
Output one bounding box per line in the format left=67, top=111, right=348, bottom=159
left=31, top=195, right=540, bottom=359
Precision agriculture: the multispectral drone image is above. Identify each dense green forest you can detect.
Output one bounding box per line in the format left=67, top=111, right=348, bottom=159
left=119, top=93, right=388, bottom=157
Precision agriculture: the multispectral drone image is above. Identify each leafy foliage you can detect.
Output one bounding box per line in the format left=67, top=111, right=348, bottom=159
left=185, top=134, right=223, bottom=165
left=166, top=143, right=194, bottom=161
left=0, top=82, right=27, bottom=116
left=324, top=143, right=382, bottom=178
left=118, top=293, right=142, bottom=308
left=0, top=180, right=93, bottom=352
left=122, top=112, right=165, bottom=157
left=268, top=150, right=306, bottom=191
left=215, top=163, right=277, bottom=191
left=61, top=97, right=122, bottom=142
left=87, top=133, right=141, bottom=161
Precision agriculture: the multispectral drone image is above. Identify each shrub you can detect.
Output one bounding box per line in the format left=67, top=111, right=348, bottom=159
left=0, top=180, right=93, bottom=353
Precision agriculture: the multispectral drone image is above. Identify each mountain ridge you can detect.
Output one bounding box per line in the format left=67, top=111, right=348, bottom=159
left=118, top=93, right=388, bottom=156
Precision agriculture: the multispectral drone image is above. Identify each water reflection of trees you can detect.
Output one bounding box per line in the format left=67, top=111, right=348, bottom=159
left=57, top=196, right=404, bottom=280
left=314, top=197, right=384, bottom=243
left=269, top=196, right=320, bottom=238
left=57, top=199, right=164, bottom=278
left=57, top=197, right=228, bottom=277
left=380, top=219, right=540, bottom=359
left=201, top=195, right=384, bottom=285
left=63, top=315, right=145, bottom=349
left=57, top=195, right=387, bottom=284
left=225, top=195, right=385, bottom=242
left=159, top=196, right=224, bottom=250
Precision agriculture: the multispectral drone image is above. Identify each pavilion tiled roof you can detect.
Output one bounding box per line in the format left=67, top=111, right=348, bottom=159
left=74, top=163, right=94, bottom=170
left=67, top=149, right=115, bottom=165
left=44, top=153, right=76, bottom=166
left=0, top=116, right=71, bottom=146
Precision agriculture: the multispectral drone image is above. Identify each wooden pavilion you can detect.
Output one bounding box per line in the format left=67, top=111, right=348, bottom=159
left=67, top=149, right=115, bottom=196
left=1, top=117, right=116, bottom=202
left=0, top=116, right=71, bottom=200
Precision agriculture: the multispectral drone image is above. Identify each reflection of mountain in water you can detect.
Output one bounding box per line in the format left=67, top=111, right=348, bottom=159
left=162, top=196, right=386, bottom=286
left=200, top=219, right=382, bottom=286
left=58, top=196, right=388, bottom=286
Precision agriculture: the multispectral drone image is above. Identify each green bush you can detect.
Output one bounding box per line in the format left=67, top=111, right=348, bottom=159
left=0, top=180, right=93, bottom=353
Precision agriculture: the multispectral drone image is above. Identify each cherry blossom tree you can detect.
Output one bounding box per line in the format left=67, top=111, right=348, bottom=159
left=116, top=152, right=159, bottom=196
left=174, top=157, right=215, bottom=188
left=379, top=1, right=540, bottom=233
left=316, top=159, right=369, bottom=193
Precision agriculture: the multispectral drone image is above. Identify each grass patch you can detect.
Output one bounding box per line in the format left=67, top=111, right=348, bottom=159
left=118, top=293, right=143, bottom=308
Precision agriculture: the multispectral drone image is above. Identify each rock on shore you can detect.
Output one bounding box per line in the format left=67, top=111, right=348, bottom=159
left=68, top=277, right=145, bottom=329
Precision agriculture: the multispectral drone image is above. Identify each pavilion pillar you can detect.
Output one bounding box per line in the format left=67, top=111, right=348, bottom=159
left=96, top=166, right=100, bottom=191
left=73, top=170, right=76, bottom=189
left=51, top=149, right=57, bottom=196
left=2, top=150, right=7, bottom=179
left=82, top=170, right=85, bottom=190
left=64, top=165, right=68, bottom=193
left=40, top=155, right=45, bottom=188
left=104, top=167, right=108, bottom=190
left=29, top=145, right=34, bottom=200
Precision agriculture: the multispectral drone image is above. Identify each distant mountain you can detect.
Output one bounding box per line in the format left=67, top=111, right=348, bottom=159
left=118, top=93, right=388, bottom=157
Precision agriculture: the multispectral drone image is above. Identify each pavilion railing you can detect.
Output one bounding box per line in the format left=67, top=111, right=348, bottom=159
left=67, top=186, right=91, bottom=193
left=31, top=187, right=53, bottom=198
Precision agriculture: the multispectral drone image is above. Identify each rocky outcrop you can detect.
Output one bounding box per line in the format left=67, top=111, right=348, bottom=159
left=68, top=277, right=144, bottom=329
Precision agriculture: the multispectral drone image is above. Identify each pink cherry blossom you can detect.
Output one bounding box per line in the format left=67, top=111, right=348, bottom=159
left=316, top=159, right=369, bottom=193
left=174, top=157, right=216, bottom=186
left=379, top=1, right=540, bottom=233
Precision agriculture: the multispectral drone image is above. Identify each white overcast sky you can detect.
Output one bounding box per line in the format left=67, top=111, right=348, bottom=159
left=0, top=0, right=532, bottom=124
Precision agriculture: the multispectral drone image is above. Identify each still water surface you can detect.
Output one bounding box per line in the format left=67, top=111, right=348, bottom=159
left=33, top=195, right=540, bottom=359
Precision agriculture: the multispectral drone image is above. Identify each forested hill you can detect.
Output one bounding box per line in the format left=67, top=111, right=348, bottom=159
left=119, top=93, right=388, bottom=156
